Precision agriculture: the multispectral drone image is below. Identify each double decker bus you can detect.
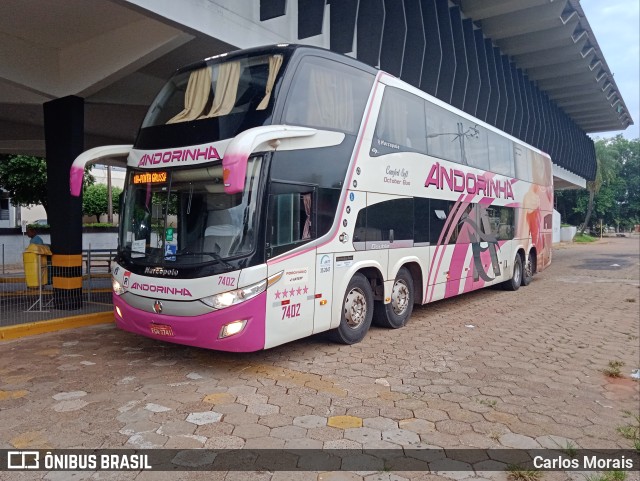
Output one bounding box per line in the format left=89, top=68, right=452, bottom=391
left=71, top=44, right=553, bottom=352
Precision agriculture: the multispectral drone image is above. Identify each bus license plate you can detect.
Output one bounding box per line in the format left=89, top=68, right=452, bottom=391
left=150, top=323, right=174, bottom=336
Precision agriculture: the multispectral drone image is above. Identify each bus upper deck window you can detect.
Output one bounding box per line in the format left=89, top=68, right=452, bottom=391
left=142, top=55, right=284, bottom=128
left=284, top=57, right=374, bottom=135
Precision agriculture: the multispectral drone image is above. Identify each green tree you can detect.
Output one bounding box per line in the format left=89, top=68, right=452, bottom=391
left=611, top=136, right=640, bottom=229
left=560, top=135, right=640, bottom=233
left=0, top=154, right=95, bottom=222
left=82, top=183, right=122, bottom=223
left=0, top=155, right=49, bottom=216
left=579, top=139, right=619, bottom=234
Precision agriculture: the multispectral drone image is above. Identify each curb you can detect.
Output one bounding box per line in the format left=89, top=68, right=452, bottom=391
left=0, top=312, right=114, bottom=341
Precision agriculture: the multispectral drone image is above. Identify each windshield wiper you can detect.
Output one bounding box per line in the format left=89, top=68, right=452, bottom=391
left=168, top=250, right=234, bottom=269
left=197, top=251, right=234, bottom=269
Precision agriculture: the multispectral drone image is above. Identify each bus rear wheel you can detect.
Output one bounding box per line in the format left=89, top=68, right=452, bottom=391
left=503, top=254, right=522, bottom=291
left=331, top=273, right=374, bottom=344
left=522, top=252, right=535, bottom=286
left=374, top=267, right=414, bottom=329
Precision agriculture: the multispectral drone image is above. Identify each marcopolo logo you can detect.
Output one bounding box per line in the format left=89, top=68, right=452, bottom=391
left=144, top=267, right=179, bottom=277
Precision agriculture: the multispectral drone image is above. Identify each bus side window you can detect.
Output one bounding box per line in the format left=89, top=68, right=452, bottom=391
left=373, top=87, right=427, bottom=154
left=488, top=131, right=515, bottom=177
left=267, top=188, right=316, bottom=257
left=428, top=199, right=450, bottom=244
left=353, top=198, right=414, bottom=250
left=478, top=205, right=515, bottom=241
left=426, top=199, right=473, bottom=245
left=448, top=203, right=474, bottom=244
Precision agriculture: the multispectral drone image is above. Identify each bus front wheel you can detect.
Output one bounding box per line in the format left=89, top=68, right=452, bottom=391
left=503, top=254, right=523, bottom=291
left=331, top=273, right=374, bottom=344
left=374, top=267, right=414, bottom=329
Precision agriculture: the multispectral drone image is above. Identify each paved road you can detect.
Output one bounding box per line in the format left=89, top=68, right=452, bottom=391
left=1, top=238, right=639, bottom=480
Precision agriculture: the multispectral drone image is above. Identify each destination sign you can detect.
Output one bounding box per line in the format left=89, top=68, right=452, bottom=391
left=132, top=171, right=168, bottom=184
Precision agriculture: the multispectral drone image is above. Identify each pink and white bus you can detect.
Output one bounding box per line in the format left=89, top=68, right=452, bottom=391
left=71, top=45, right=553, bottom=352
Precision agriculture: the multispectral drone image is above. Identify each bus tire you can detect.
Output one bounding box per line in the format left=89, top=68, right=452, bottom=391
left=373, top=267, right=414, bottom=329
left=522, top=252, right=534, bottom=286
left=331, top=273, right=374, bottom=345
left=503, top=254, right=522, bottom=291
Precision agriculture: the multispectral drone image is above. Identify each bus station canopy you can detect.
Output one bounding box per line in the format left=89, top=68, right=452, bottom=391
left=0, top=0, right=633, bottom=188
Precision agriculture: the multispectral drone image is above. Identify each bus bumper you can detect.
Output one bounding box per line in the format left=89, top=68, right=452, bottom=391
left=112, top=292, right=267, bottom=352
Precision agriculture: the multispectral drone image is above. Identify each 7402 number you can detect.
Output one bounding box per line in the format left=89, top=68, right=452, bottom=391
left=282, top=303, right=301, bottom=320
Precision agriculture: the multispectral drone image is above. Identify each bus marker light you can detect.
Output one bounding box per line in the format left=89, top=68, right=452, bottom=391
left=267, top=271, right=284, bottom=287
left=281, top=300, right=290, bottom=306
left=319, top=299, right=327, bottom=306
left=115, top=306, right=122, bottom=318
left=385, top=297, right=391, bottom=303
left=315, top=293, right=322, bottom=298
left=219, top=320, right=246, bottom=339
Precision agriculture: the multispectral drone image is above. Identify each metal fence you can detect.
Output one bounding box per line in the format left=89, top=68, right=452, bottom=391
left=0, top=248, right=114, bottom=327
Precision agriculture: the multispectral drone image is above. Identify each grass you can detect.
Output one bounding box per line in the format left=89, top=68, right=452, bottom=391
left=506, top=464, right=543, bottom=481
left=603, top=360, right=624, bottom=377
left=477, top=398, right=497, bottom=408
left=574, top=233, right=598, bottom=243
left=562, top=440, right=578, bottom=458
left=617, top=411, right=640, bottom=453
left=585, top=471, right=627, bottom=481
left=617, top=411, right=640, bottom=440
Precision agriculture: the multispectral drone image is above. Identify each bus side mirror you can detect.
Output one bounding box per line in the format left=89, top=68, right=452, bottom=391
left=69, top=145, right=132, bottom=196
left=222, top=126, right=317, bottom=194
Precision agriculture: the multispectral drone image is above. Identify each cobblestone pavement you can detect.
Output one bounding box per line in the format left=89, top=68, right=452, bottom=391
left=1, top=238, right=639, bottom=480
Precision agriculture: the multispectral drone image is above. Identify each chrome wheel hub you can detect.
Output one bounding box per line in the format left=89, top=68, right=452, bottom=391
left=344, top=287, right=367, bottom=329
left=514, top=261, right=522, bottom=285
left=391, top=280, right=409, bottom=316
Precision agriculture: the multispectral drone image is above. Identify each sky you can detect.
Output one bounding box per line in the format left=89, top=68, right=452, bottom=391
left=580, top=0, right=640, bottom=140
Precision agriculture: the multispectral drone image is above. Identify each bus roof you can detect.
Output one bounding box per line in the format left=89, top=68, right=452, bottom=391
left=174, top=43, right=378, bottom=77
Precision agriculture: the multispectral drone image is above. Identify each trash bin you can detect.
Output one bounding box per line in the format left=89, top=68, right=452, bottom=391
left=23, top=244, right=52, bottom=288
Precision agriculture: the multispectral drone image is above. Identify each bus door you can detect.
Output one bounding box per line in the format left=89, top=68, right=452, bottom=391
left=265, top=183, right=317, bottom=348
left=313, top=252, right=334, bottom=333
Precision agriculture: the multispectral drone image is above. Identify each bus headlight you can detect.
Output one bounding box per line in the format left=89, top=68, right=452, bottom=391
left=201, top=271, right=283, bottom=310
left=112, top=277, right=125, bottom=295
left=201, top=279, right=267, bottom=309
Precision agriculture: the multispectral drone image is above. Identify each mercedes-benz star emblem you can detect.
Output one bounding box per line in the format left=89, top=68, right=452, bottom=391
left=153, top=300, right=163, bottom=314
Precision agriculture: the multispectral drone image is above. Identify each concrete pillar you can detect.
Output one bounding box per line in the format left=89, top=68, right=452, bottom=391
left=43, top=96, right=84, bottom=310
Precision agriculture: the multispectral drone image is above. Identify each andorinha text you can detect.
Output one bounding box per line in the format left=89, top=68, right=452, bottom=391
left=425, top=162, right=515, bottom=200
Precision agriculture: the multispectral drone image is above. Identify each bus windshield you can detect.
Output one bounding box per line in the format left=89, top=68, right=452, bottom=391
left=119, top=157, right=263, bottom=266
left=141, top=54, right=284, bottom=128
